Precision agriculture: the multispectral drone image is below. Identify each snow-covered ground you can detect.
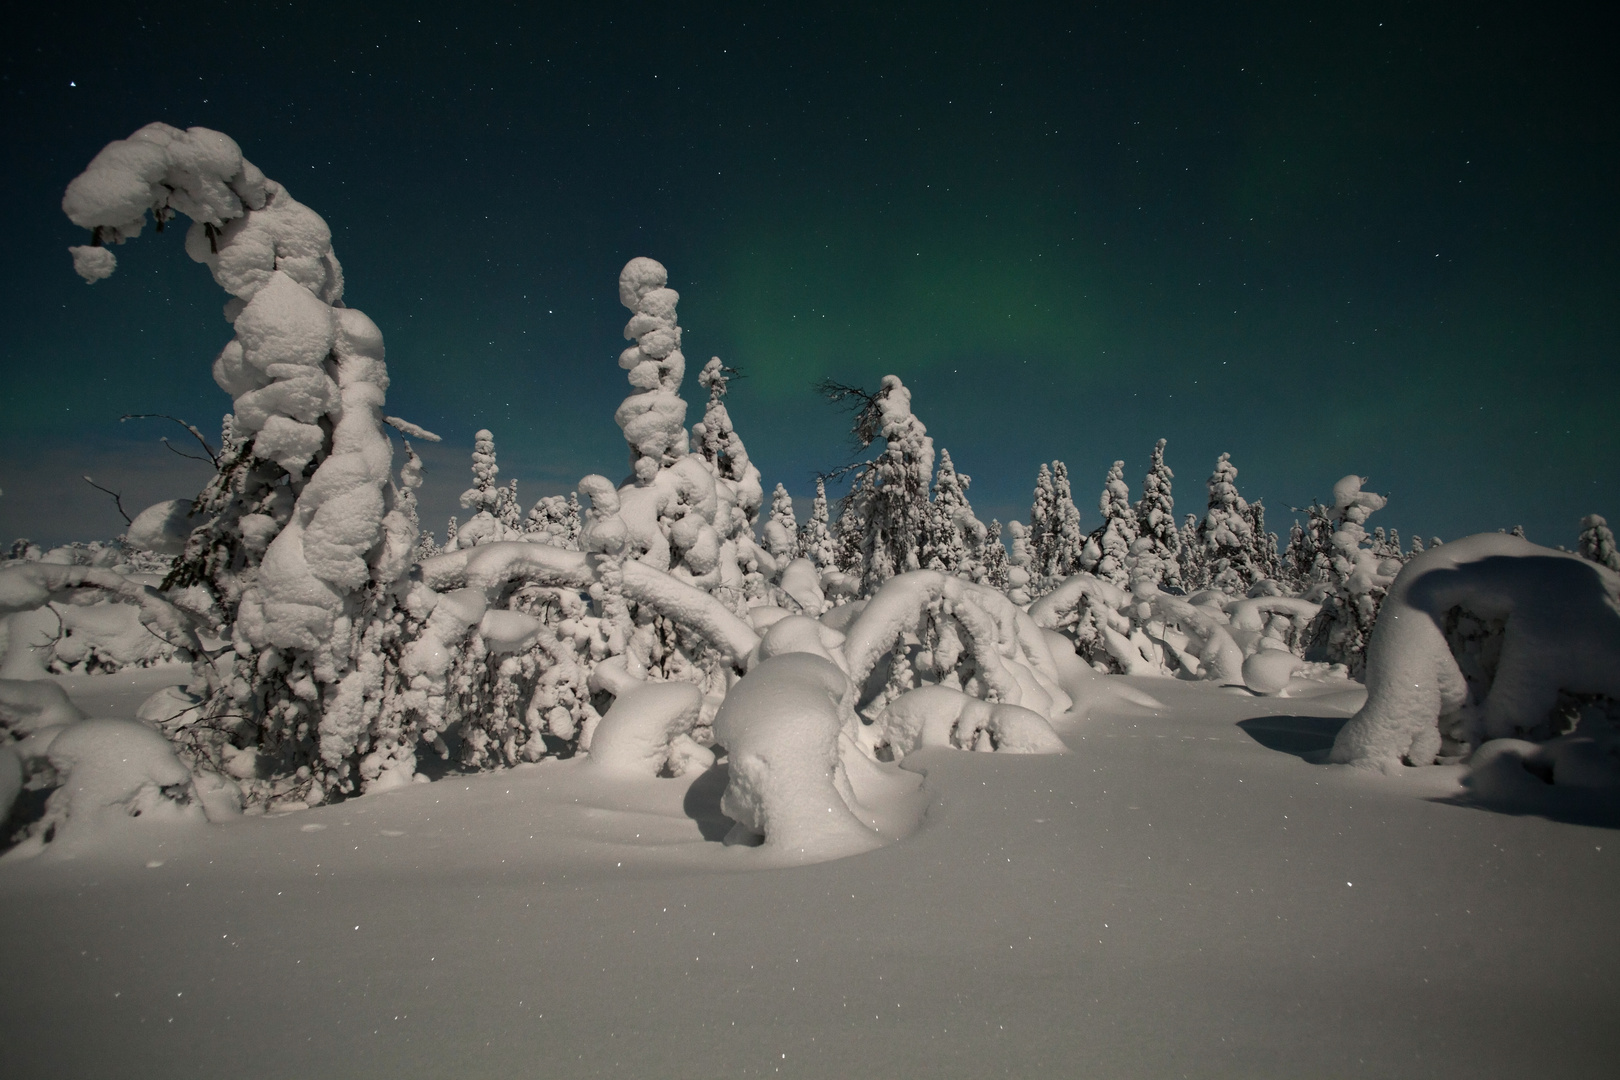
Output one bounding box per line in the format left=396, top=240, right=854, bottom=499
left=3, top=667, right=1615, bottom=1078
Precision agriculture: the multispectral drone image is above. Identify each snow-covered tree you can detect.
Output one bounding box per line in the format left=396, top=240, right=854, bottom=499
left=1087, top=460, right=1139, bottom=588
left=525, top=493, right=582, bottom=550
left=799, top=478, right=836, bottom=571
left=1134, top=438, right=1181, bottom=591
left=1198, top=453, right=1261, bottom=595
left=63, top=123, right=432, bottom=806
left=452, top=429, right=518, bottom=548
left=764, top=483, right=798, bottom=563
left=1177, top=513, right=1205, bottom=590
left=1247, top=499, right=1281, bottom=583
left=824, top=377, right=936, bottom=594
left=920, top=448, right=985, bottom=578
left=1578, top=514, right=1620, bottom=571
left=1027, top=461, right=1082, bottom=588
left=1301, top=475, right=1400, bottom=677
left=982, top=519, right=1011, bottom=591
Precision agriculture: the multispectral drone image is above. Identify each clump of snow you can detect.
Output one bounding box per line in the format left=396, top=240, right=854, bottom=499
left=68, top=245, right=116, bottom=282
left=1242, top=650, right=1304, bottom=695
left=1330, top=533, right=1620, bottom=770
left=126, top=498, right=199, bottom=556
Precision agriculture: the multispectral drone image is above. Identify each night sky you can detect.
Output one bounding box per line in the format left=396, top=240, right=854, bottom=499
left=2, top=2, right=1615, bottom=550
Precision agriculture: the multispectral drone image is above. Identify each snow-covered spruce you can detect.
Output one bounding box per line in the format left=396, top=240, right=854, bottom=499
left=920, top=448, right=987, bottom=580
left=1029, top=461, right=1083, bottom=591
left=798, top=478, right=837, bottom=572
left=833, top=377, right=936, bottom=594
left=63, top=124, right=428, bottom=805
left=1087, top=460, right=1139, bottom=588
left=1329, top=533, right=1620, bottom=770
left=449, top=428, right=523, bottom=549
left=1197, top=452, right=1261, bottom=596
left=1134, top=438, right=1182, bottom=592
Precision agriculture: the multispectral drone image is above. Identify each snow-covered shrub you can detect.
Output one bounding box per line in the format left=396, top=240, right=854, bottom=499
left=879, top=685, right=1066, bottom=756
left=713, top=652, right=888, bottom=858
left=64, top=123, right=433, bottom=806
left=1578, top=514, right=1620, bottom=571
left=1328, top=533, right=1620, bottom=770
left=586, top=680, right=712, bottom=777
left=12, top=719, right=205, bottom=855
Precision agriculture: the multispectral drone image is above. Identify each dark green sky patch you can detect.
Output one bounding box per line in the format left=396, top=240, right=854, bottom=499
left=2, top=1, right=1615, bottom=547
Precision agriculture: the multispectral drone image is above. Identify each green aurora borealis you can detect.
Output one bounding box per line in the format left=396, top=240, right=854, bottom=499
left=1, top=2, right=1614, bottom=547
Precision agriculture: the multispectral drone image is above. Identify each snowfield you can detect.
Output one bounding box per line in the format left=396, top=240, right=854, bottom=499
left=2, top=665, right=1616, bottom=1078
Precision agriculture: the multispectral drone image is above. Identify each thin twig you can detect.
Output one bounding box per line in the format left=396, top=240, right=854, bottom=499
left=160, top=437, right=215, bottom=465
left=121, top=413, right=219, bottom=467
left=82, top=475, right=132, bottom=524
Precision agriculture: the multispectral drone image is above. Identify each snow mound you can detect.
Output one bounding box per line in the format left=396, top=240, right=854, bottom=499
left=880, top=685, right=1067, bottom=757
left=0, top=678, right=87, bottom=737
left=587, top=681, right=712, bottom=777
left=16, top=719, right=204, bottom=855
left=712, top=653, right=886, bottom=861
left=1331, top=533, right=1620, bottom=769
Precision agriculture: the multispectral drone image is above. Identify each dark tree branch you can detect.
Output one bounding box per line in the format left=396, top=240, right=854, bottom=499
left=122, top=413, right=219, bottom=467
left=82, top=475, right=132, bottom=525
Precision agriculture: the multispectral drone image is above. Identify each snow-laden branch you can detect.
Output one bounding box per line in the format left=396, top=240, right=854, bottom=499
left=0, top=562, right=200, bottom=653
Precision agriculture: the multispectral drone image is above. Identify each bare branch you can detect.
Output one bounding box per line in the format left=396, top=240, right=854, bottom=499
left=160, top=437, right=215, bottom=465
left=82, top=475, right=132, bottom=525
left=121, top=413, right=219, bottom=467
left=816, top=379, right=884, bottom=448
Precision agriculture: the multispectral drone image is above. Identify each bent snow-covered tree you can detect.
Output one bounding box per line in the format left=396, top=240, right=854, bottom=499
left=63, top=123, right=429, bottom=807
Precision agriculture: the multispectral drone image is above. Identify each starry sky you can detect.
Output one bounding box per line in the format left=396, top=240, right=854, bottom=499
left=2, top=1, right=1615, bottom=550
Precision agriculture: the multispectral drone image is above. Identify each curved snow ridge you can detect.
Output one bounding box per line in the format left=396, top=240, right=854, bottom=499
left=419, top=541, right=594, bottom=592
left=1330, top=533, right=1620, bottom=770
left=841, top=570, right=1072, bottom=719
